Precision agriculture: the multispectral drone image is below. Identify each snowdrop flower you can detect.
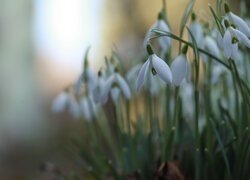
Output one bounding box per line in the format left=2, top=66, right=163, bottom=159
left=143, top=12, right=171, bottom=52
left=136, top=44, right=172, bottom=91
left=201, top=35, right=221, bottom=63
left=93, top=70, right=107, bottom=104
left=52, top=91, right=69, bottom=113
left=101, top=69, right=131, bottom=103
left=127, top=63, right=163, bottom=96
left=224, top=3, right=250, bottom=37
left=80, top=96, right=96, bottom=121
left=74, top=68, right=97, bottom=94
left=145, top=73, right=164, bottom=95
left=189, top=13, right=204, bottom=47
left=211, top=63, right=227, bottom=84
left=223, top=20, right=250, bottom=59
left=170, top=45, right=188, bottom=86
left=211, top=28, right=224, bottom=49
left=52, top=91, right=81, bottom=119
left=68, top=96, right=81, bottom=119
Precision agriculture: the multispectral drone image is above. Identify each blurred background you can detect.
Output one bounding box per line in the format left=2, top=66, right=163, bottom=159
left=0, top=0, right=240, bottom=179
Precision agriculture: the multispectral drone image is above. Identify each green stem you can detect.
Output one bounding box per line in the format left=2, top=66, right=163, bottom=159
left=150, top=30, right=230, bottom=69
left=229, top=60, right=240, bottom=133
left=204, top=60, right=212, bottom=150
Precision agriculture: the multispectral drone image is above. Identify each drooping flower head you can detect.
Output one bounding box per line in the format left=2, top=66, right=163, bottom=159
left=222, top=19, right=250, bottom=59
left=52, top=89, right=81, bottom=119
left=224, top=3, right=250, bottom=38
left=74, top=48, right=97, bottom=94
left=101, top=67, right=131, bottom=104
left=136, top=44, right=172, bottom=91
left=170, top=45, right=189, bottom=86
left=143, top=12, right=172, bottom=52
left=189, top=12, right=204, bottom=47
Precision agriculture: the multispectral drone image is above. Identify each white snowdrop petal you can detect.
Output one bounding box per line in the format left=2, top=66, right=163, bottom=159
left=149, top=74, right=159, bottom=95
left=80, top=98, right=92, bottom=120
left=101, top=75, right=114, bottom=104
left=223, top=30, right=232, bottom=59
left=87, top=69, right=98, bottom=92
left=68, top=97, right=80, bottom=119
left=52, top=92, right=69, bottom=113
left=205, top=36, right=221, bottom=58
left=151, top=55, right=172, bottom=84
left=170, top=54, right=188, bottom=86
left=111, top=87, right=120, bottom=102
left=126, top=64, right=142, bottom=82
left=143, top=22, right=158, bottom=49
left=157, top=20, right=170, bottom=32
left=116, top=74, right=131, bottom=99
left=189, top=22, right=204, bottom=47
left=230, top=12, right=250, bottom=37
left=231, top=28, right=250, bottom=48
left=231, top=43, right=239, bottom=60
left=157, top=20, right=172, bottom=49
left=74, top=74, right=82, bottom=94
left=136, top=60, right=150, bottom=91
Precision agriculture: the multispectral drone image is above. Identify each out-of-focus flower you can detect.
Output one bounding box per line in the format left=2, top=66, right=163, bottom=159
left=101, top=70, right=131, bottom=103
left=52, top=91, right=69, bottom=113
left=136, top=45, right=172, bottom=91
left=170, top=46, right=188, bottom=86
left=224, top=3, right=250, bottom=37
left=52, top=91, right=81, bottom=119
left=211, top=63, right=227, bottom=84
left=68, top=96, right=81, bottom=119
left=74, top=67, right=97, bottom=94
left=93, top=70, right=107, bottom=104
left=189, top=13, right=203, bottom=47
left=144, top=12, right=171, bottom=52
left=201, top=35, right=221, bottom=63
left=80, top=96, right=96, bottom=121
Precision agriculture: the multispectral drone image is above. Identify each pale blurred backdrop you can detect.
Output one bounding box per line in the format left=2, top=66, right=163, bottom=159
left=0, top=0, right=240, bottom=179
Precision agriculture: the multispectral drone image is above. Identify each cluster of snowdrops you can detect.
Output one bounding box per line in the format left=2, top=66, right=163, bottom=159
left=51, top=1, right=250, bottom=180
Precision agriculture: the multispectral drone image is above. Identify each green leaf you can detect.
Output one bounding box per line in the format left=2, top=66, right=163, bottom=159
left=179, top=0, right=196, bottom=51
left=210, top=116, right=232, bottom=180
left=151, top=29, right=230, bottom=69
left=209, top=5, right=224, bottom=37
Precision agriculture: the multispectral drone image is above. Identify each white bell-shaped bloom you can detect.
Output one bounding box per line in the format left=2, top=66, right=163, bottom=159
left=111, top=87, right=120, bottom=101
left=93, top=71, right=107, bottom=104
left=170, top=54, right=188, bottom=86
left=189, top=13, right=204, bottom=47
left=223, top=28, right=239, bottom=59
left=211, top=63, right=227, bottom=84
left=127, top=63, right=162, bottom=96
left=223, top=20, right=250, bottom=59
left=74, top=68, right=97, bottom=94
left=52, top=91, right=69, bottom=113
left=224, top=3, right=250, bottom=37
left=101, top=72, right=131, bottom=103
left=143, top=14, right=171, bottom=51
left=136, top=51, right=172, bottom=91
left=52, top=91, right=81, bottom=119
left=211, top=28, right=224, bottom=49
left=80, top=96, right=96, bottom=121
left=201, top=36, right=221, bottom=63
left=146, top=73, right=164, bottom=95
left=67, top=96, right=81, bottom=119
